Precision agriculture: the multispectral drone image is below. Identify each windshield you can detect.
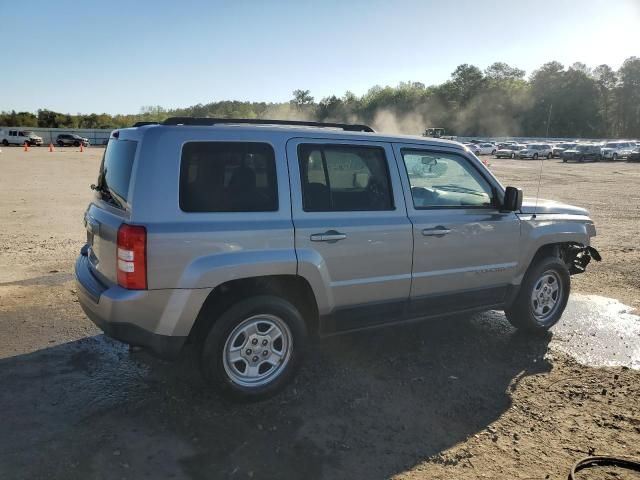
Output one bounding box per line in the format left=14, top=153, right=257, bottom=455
left=605, top=142, right=618, bottom=147
left=20, top=131, right=34, bottom=136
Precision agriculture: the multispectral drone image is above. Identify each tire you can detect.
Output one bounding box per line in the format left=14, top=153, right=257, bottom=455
left=492, top=149, right=496, bottom=155
left=612, top=153, right=618, bottom=161
left=533, top=153, right=539, bottom=160
left=547, top=153, right=552, bottom=159
left=1, top=139, right=8, bottom=146
left=73, top=141, right=80, bottom=147
left=505, top=255, right=570, bottom=334
left=200, top=295, right=307, bottom=400
left=510, top=153, right=515, bottom=159
left=57, top=140, right=64, bottom=147
left=579, top=156, right=585, bottom=163
left=562, top=158, right=567, bottom=163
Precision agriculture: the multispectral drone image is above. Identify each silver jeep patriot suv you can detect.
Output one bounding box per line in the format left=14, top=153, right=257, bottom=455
left=75, top=118, right=600, bottom=400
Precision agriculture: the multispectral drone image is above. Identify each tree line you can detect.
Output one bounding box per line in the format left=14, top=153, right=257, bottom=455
left=2, top=57, right=639, bottom=138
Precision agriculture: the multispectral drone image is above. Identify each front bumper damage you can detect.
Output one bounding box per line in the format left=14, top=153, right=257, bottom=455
left=564, top=244, right=602, bottom=275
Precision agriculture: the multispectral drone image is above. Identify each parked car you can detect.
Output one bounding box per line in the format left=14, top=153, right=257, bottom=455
left=57, top=133, right=89, bottom=147
left=627, top=148, right=640, bottom=163
left=518, top=143, right=553, bottom=159
left=463, top=142, right=481, bottom=155
left=0, top=129, right=43, bottom=146
left=495, top=144, right=525, bottom=159
left=600, top=141, right=635, bottom=161
left=475, top=143, right=497, bottom=155
left=552, top=142, right=577, bottom=158
left=561, top=144, right=601, bottom=163
left=75, top=118, right=600, bottom=400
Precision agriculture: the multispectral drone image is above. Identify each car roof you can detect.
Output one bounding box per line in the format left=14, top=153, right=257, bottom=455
left=119, top=123, right=467, bottom=150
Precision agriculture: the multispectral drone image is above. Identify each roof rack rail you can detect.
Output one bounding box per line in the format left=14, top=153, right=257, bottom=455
left=161, top=117, right=375, bottom=133
left=132, top=121, right=159, bottom=127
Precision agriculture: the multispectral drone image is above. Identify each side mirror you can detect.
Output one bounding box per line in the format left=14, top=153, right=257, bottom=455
left=502, top=186, right=523, bottom=212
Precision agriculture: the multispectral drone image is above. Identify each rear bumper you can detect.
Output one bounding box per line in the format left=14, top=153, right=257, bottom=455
left=75, top=252, right=187, bottom=359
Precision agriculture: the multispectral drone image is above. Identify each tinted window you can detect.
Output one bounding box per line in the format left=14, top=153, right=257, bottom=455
left=180, top=142, right=277, bottom=212
left=401, top=149, right=493, bottom=208
left=100, top=139, right=137, bottom=204
left=298, top=144, right=393, bottom=212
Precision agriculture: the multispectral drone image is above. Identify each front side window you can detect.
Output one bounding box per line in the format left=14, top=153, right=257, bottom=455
left=401, top=149, right=494, bottom=209
left=298, top=144, right=393, bottom=212
left=180, top=142, right=278, bottom=212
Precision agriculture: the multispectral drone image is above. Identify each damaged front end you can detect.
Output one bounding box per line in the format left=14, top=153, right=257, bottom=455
left=562, top=244, right=602, bottom=275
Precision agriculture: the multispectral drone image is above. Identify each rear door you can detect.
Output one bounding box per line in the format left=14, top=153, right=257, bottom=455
left=85, top=136, right=138, bottom=284
left=287, top=138, right=413, bottom=331
left=393, top=143, right=521, bottom=315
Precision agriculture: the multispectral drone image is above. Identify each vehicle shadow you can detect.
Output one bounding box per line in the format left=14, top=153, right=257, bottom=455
left=0, top=310, right=551, bottom=480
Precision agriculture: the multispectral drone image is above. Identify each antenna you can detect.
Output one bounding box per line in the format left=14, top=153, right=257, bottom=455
left=533, top=103, right=553, bottom=218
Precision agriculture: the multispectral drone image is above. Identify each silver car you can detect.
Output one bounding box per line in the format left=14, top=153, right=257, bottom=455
left=518, top=143, right=553, bottom=159
left=75, top=118, right=600, bottom=400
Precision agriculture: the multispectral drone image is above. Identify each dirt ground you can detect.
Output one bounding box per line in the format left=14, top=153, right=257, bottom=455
left=0, top=146, right=638, bottom=480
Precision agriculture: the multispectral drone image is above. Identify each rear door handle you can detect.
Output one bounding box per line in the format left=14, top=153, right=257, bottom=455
left=310, top=230, right=347, bottom=242
left=422, top=226, right=451, bottom=237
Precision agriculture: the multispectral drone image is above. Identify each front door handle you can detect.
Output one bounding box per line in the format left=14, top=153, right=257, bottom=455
left=422, top=226, right=451, bottom=237
left=310, top=230, right=347, bottom=242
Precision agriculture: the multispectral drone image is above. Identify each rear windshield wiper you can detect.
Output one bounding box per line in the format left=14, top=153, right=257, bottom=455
left=91, top=183, right=124, bottom=209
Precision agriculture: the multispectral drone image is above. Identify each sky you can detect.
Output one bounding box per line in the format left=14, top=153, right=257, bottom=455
left=1, top=0, right=638, bottom=115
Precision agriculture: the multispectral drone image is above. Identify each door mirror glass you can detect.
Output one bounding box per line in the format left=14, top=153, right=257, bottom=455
left=503, top=186, right=523, bottom=212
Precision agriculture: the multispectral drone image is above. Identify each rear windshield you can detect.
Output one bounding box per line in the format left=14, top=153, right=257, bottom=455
left=180, top=142, right=278, bottom=212
left=99, top=139, right=137, bottom=205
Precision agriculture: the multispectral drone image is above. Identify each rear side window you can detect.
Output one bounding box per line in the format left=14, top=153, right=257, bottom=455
left=180, top=142, right=278, bottom=212
left=298, top=144, right=394, bottom=212
left=100, top=139, right=137, bottom=204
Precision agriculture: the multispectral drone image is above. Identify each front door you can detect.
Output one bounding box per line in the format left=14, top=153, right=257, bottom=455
left=392, top=144, right=521, bottom=315
left=287, top=138, right=413, bottom=332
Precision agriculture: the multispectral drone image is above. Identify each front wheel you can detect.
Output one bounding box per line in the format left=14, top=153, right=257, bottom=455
left=547, top=153, right=552, bottom=159
left=1, top=139, right=8, bottom=146
left=505, top=256, right=570, bottom=333
left=200, top=295, right=307, bottom=400
left=510, top=153, right=515, bottom=159
left=612, top=153, right=618, bottom=161
left=533, top=153, right=539, bottom=160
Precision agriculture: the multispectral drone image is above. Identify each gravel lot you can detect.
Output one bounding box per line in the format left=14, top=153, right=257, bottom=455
left=0, top=146, right=638, bottom=479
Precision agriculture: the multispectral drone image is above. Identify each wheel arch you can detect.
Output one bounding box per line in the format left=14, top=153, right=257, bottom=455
left=189, top=274, right=320, bottom=343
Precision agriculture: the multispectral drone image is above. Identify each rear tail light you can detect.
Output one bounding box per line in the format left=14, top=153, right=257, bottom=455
left=117, top=224, right=147, bottom=289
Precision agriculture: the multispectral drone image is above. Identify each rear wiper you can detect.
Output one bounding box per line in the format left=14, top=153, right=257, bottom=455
left=91, top=183, right=124, bottom=209
left=433, top=184, right=485, bottom=196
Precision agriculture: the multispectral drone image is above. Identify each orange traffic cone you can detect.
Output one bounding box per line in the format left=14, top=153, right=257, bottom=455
left=79, top=144, right=84, bottom=152
left=49, top=143, right=54, bottom=152
left=23, top=142, right=29, bottom=152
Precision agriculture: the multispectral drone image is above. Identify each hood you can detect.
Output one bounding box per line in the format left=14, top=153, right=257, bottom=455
left=520, top=198, right=588, bottom=216
left=563, top=149, right=580, bottom=154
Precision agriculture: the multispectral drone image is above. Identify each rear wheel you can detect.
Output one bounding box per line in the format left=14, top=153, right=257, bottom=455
left=200, top=295, right=307, bottom=400
left=73, top=141, right=80, bottom=147
left=547, top=152, right=552, bottom=159
left=57, top=140, right=64, bottom=147
left=510, top=152, right=515, bottom=159
left=533, top=153, right=539, bottom=160
left=1, top=139, right=8, bottom=146
left=579, top=156, right=585, bottom=163
left=505, top=256, right=570, bottom=333
left=492, top=149, right=496, bottom=155
left=612, top=153, right=618, bottom=161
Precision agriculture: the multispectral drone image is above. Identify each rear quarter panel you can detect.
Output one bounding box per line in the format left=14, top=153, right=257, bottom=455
left=129, top=127, right=296, bottom=290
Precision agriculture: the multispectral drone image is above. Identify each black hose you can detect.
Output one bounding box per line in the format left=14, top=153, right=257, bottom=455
left=568, top=456, right=640, bottom=479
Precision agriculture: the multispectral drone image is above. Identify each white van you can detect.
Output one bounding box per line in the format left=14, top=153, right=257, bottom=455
left=0, top=129, right=43, bottom=146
